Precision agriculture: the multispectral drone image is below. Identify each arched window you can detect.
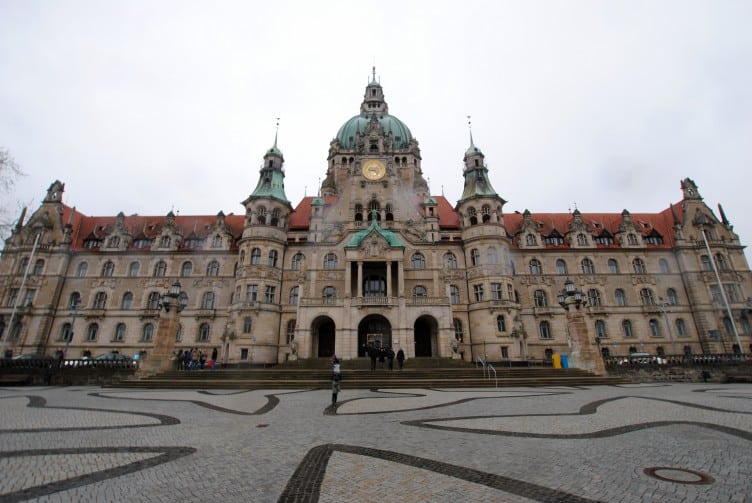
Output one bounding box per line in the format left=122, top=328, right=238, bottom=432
left=77, top=261, right=88, bottom=277
left=581, top=258, right=595, bottom=275
left=291, top=253, right=304, bottom=270
left=114, top=323, right=126, bottom=341
left=640, top=288, right=656, bottom=306
left=622, top=319, right=634, bottom=337
left=93, top=291, right=107, bottom=309
left=147, top=291, right=161, bottom=310
left=676, top=318, right=689, bottom=337
left=556, top=259, right=568, bottom=275
left=700, top=255, right=712, bottom=271
left=577, top=233, right=588, bottom=246
left=539, top=321, right=552, bottom=339
left=615, top=289, right=627, bottom=307
left=632, top=258, right=646, bottom=274
left=250, top=248, right=261, bottom=265
left=32, top=259, right=45, bottom=275
left=529, top=259, right=542, bottom=275
left=411, top=252, right=426, bottom=269
left=453, top=318, right=464, bottom=342
left=61, top=323, right=73, bottom=342
left=100, top=260, right=114, bottom=277
left=289, top=286, right=299, bottom=305
left=270, top=208, right=281, bottom=226
left=181, top=262, right=193, bottom=277
left=715, top=253, right=729, bottom=271
left=449, top=285, right=460, bottom=304
left=121, top=292, right=133, bottom=310
left=413, top=285, right=427, bottom=298
left=86, top=323, right=99, bottom=341
left=324, top=253, right=338, bottom=270
left=533, top=290, right=547, bottom=307
left=154, top=261, right=167, bottom=277
left=649, top=319, right=661, bottom=337
left=201, top=291, right=215, bottom=310
left=666, top=288, right=678, bottom=305
left=256, top=206, right=267, bottom=225
left=658, top=258, right=670, bottom=273
left=595, top=320, right=607, bottom=338
left=588, top=289, right=602, bottom=306
left=128, top=261, right=140, bottom=277
left=496, top=315, right=506, bottom=332
left=468, top=207, right=478, bottom=225
left=322, top=286, right=336, bottom=303
left=198, top=323, right=210, bottom=341
left=69, top=292, right=82, bottom=309
left=207, top=260, right=220, bottom=276
left=262, top=249, right=276, bottom=268
left=470, top=249, right=480, bottom=266
left=445, top=252, right=458, bottom=270
left=608, top=259, right=619, bottom=274
left=286, top=319, right=296, bottom=344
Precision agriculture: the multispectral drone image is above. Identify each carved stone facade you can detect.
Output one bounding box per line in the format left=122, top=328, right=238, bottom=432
left=1, top=75, right=751, bottom=364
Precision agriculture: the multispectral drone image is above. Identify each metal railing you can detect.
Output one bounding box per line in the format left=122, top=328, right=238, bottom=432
left=475, top=356, right=498, bottom=387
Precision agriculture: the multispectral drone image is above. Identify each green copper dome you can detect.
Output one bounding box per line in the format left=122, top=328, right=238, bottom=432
left=336, top=114, right=413, bottom=149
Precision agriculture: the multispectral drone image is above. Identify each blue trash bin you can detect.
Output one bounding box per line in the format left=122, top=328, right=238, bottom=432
left=560, top=354, right=569, bottom=368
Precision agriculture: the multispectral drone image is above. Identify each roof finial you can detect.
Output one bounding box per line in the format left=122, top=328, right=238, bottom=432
left=467, top=115, right=474, bottom=146
left=274, top=117, right=280, bottom=148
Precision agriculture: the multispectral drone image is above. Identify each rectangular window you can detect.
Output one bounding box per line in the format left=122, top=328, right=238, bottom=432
left=501, top=346, right=509, bottom=359
left=23, top=289, right=36, bottom=307
left=491, top=283, right=502, bottom=300
left=7, top=289, right=19, bottom=307
left=473, top=284, right=484, bottom=302
left=709, top=285, right=723, bottom=304
left=240, top=348, right=249, bottom=360
left=723, top=284, right=740, bottom=303
left=246, top=284, right=258, bottom=302
left=264, top=286, right=276, bottom=304
left=243, top=317, right=252, bottom=333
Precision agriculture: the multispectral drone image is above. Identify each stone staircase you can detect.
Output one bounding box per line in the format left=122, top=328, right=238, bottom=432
left=110, top=358, right=629, bottom=389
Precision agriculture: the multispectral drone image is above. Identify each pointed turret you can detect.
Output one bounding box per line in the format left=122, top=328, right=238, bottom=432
left=459, top=121, right=500, bottom=201
left=360, top=66, right=388, bottom=116
left=248, top=123, right=289, bottom=203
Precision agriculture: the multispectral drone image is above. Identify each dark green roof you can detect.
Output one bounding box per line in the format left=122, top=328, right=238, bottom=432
left=345, top=216, right=404, bottom=249
left=336, top=114, right=412, bottom=149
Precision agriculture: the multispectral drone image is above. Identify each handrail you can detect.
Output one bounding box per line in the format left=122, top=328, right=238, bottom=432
left=487, top=363, right=498, bottom=388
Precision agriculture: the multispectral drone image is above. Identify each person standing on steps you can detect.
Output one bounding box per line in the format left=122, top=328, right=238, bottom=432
left=396, top=348, right=405, bottom=370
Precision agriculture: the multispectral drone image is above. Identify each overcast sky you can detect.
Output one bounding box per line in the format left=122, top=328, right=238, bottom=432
left=1, top=1, right=751, bottom=261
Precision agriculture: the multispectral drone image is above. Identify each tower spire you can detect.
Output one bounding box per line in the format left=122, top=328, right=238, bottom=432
left=274, top=117, right=280, bottom=148
left=467, top=115, right=474, bottom=147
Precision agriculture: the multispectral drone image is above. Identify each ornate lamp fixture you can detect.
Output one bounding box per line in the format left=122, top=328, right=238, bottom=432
left=158, top=280, right=188, bottom=313
left=557, top=278, right=586, bottom=311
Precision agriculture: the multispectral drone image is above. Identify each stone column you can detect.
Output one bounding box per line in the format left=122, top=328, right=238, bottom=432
left=139, top=297, right=181, bottom=375
left=565, top=307, right=606, bottom=376
left=386, top=261, right=392, bottom=298
left=357, top=261, right=363, bottom=298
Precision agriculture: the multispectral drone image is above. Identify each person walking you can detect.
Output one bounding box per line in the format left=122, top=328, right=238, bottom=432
left=396, top=348, right=405, bottom=370
left=368, top=345, right=377, bottom=371
left=211, top=347, right=218, bottom=370
left=387, top=347, right=395, bottom=370
left=331, top=373, right=341, bottom=405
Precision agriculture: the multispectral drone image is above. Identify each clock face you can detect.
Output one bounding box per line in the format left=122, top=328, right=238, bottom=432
left=362, top=159, right=386, bottom=180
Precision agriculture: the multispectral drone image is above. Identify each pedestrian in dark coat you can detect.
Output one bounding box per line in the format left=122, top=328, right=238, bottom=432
left=396, top=348, right=405, bottom=370
left=368, top=345, right=377, bottom=371
left=331, top=373, right=341, bottom=405
left=387, top=347, right=395, bottom=370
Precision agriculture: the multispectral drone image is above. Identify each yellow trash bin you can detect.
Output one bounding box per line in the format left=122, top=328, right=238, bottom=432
left=552, top=353, right=562, bottom=369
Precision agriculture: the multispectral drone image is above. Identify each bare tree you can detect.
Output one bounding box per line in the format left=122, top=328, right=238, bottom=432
left=0, top=148, right=26, bottom=240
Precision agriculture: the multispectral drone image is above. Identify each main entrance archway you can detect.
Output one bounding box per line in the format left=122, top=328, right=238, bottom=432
left=312, top=316, right=336, bottom=358
left=414, top=315, right=438, bottom=357
left=357, top=315, right=392, bottom=357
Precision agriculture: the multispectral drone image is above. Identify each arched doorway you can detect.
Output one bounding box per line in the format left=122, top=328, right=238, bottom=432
left=358, top=315, right=392, bottom=356
left=414, top=315, right=437, bottom=357
left=312, top=316, right=336, bottom=358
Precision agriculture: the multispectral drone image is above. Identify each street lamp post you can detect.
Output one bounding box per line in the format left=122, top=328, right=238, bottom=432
left=557, top=278, right=606, bottom=376
left=138, top=280, right=187, bottom=374
left=658, top=297, right=677, bottom=356
left=63, top=300, right=80, bottom=360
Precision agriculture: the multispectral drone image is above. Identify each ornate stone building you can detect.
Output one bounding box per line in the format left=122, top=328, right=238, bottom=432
left=2, top=74, right=751, bottom=364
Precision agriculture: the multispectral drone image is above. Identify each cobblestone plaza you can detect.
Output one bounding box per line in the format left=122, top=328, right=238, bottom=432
left=1, top=383, right=751, bottom=502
